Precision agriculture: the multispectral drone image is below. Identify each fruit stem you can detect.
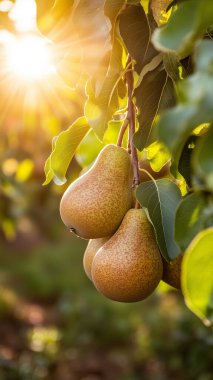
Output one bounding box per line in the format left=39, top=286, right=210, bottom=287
left=117, top=118, right=129, bottom=147
left=126, top=56, right=140, bottom=188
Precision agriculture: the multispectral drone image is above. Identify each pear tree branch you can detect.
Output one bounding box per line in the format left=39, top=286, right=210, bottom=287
left=117, top=118, right=129, bottom=146
left=125, top=56, right=140, bottom=187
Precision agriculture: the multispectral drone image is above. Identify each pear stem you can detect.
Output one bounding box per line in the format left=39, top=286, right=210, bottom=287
left=117, top=118, right=129, bottom=147
left=126, top=56, right=140, bottom=188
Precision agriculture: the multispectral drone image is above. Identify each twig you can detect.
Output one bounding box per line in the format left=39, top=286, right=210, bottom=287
left=125, top=56, right=140, bottom=188
left=117, top=118, right=129, bottom=147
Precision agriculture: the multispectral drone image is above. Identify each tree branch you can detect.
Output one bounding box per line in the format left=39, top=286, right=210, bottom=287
left=126, top=56, right=140, bottom=187
left=117, top=118, right=129, bottom=147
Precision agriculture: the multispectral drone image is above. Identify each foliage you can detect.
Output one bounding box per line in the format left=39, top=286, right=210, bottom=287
left=0, top=0, right=212, bottom=325
left=182, top=228, right=213, bottom=326
left=35, top=0, right=213, bottom=324
left=136, top=179, right=181, bottom=261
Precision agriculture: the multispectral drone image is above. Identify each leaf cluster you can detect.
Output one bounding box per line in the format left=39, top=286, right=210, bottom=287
left=36, top=0, right=213, bottom=324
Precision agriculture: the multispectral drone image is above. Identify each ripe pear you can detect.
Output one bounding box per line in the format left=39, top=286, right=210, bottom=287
left=60, top=144, right=133, bottom=239
left=91, top=209, right=163, bottom=303
left=162, top=255, right=183, bottom=290
left=83, top=237, right=109, bottom=280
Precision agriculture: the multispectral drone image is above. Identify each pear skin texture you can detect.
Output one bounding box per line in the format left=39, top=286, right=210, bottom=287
left=83, top=237, right=109, bottom=280
left=60, top=145, right=133, bottom=239
left=162, top=255, right=183, bottom=290
left=91, top=209, right=163, bottom=303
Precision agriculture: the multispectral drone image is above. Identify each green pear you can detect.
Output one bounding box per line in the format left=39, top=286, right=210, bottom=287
left=60, top=144, right=133, bottom=239
left=83, top=237, right=109, bottom=280
left=162, top=255, right=183, bottom=290
left=91, top=209, right=163, bottom=303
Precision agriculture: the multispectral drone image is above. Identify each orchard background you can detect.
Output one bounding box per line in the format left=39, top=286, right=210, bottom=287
left=0, top=0, right=213, bottom=379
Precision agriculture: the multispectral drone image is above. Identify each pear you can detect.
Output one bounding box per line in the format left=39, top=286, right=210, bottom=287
left=162, top=255, right=183, bottom=290
left=83, top=237, right=109, bottom=280
left=91, top=209, right=163, bottom=303
left=60, top=144, right=133, bottom=239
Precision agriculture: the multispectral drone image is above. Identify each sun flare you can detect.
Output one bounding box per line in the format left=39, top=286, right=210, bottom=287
left=5, top=35, right=56, bottom=82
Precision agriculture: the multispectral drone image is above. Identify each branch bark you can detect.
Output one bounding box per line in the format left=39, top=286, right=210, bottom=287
left=126, top=56, right=140, bottom=187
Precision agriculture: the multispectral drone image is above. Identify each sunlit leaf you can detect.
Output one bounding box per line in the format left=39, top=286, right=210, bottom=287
left=44, top=137, right=57, bottom=185
left=150, top=0, right=173, bottom=26
left=44, top=117, right=90, bottom=185
left=146, top=141, right=170, bottom=171
left=76, top=130, right=103, bottom=167
left=175, top=193, right=213, bottom=251
left=136, top=178, right=182, bottom=260
left=36, top=0, right=74, bottom=35
left=182, top=228, right=213, bottom=325
left=92, top=0, right=126, bottom=94
left=140, top=0, right=149, bottom=14
left=84, top=38, right=123, bottom=140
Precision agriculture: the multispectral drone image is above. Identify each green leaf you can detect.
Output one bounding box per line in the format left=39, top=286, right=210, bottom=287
left=84, top=38, right=123, bottom=140
left=146, top=141, right=170, bottom=171
left=157, top=76, right=175, bottom=112
left=192, top=126, right=213, bottom=192
left=152, top=0, right=213, bottom=58
left=44, top=117, right=90, bottom=185
left=119, top=4, right=153, bottom=73
left=43, top=137, right=57, bottom=185
left=133, top=66, right=168, bottom=151
left=175, top=193, right=213, bottom=251
left=76, top=130, right=103, bottom=167
left=157, top=41, right=213, bottom=168
left=182, top=228, right=213, bottom=325
left=135, top=53, right=163, bottom=88
left=104, top=0, right=126, bottom=24
left=178, top=135, right=198, bottom=187
left=43, top=157, right=53, bottom=186
left=136, top=178, right=182, bottom=260
left=157, top=71, right=213, bottom=168
left=195, top=39, right=213, bottom=74
left=163, top=52, right=186, bottom=82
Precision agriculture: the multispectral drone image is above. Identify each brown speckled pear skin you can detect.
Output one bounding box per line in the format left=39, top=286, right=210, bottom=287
left=60, top=145, right=133, bottom=239
left=91, top=209, right=163, bottom=303
left=83, top=237, right=109, bottom=280
left=162, top=255, right=183, bottom=290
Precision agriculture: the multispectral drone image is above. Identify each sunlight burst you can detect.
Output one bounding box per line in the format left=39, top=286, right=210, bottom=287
left=6, top=35, right=56, bottom=82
